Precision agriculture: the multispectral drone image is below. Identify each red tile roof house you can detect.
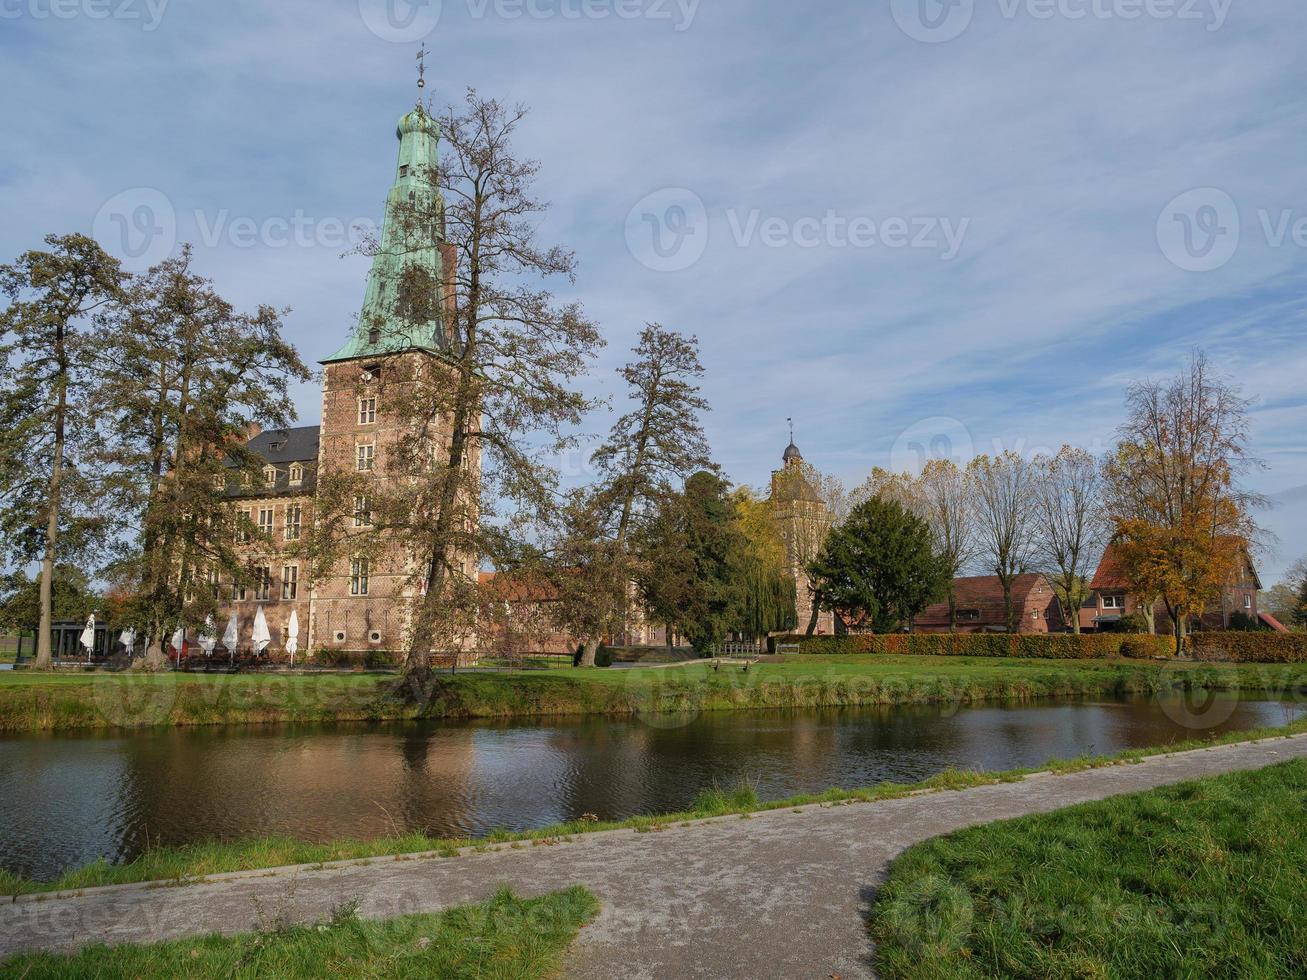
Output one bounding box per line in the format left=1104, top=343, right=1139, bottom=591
left=1082, top=544, right=1270, bottom=633
left=912, top=573, right=1066, bottom=634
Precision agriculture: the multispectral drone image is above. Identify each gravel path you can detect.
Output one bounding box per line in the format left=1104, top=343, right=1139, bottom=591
left=4, top=734, right=1306, bottom=978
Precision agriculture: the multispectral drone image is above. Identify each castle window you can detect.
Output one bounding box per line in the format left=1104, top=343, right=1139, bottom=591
left=357, top=444, right=375, bottom=472
left=257, top=508, right=274, bottom=536
left=207, top=569, right=220, bottom=598
left=399, top=164, right=410, bottom=178
left=281, top=565, right=299, bottom=601
left=358, top=397, right=377, bottom=425
left=264, top=466, right=277, bottom=487
left=213, top=474, right=226, bottom=491
left=285, top=505, right=302, bottom=541
left=241, top=471, right=252, bottom=489
left=368, top=327, right=381, bottom=345
left=354, top=495, right=374, bottom=528
left=255, top=566, right=272, bottom=601
left=350, top=558, right=370, bottom=596
left=237, top=510, right=252, bottom=544
left=289, top=464, right=304, bottom=486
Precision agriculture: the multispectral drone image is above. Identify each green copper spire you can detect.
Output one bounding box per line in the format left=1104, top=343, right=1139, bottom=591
left=323, top=103, right=448, bottom=364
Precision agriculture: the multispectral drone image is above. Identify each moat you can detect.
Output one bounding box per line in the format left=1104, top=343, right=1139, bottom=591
left=2, top=692, right=1302, bottom=881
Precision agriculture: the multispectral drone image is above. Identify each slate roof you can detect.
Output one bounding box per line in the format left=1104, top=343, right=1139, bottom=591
left=226, top=425, right=320, bottom=498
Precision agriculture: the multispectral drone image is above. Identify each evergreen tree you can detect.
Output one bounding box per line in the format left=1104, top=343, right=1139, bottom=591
left=806, top=496, right=950, bottom=634
left=636, top=471, right=747, bottom=654
left=0, top=234, right=126, bottom=667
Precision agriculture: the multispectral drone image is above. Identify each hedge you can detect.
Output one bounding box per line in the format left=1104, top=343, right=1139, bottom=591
left=1189, top=631, right=1307, bottom=663
left=779, top=632, right=1175, bottom=660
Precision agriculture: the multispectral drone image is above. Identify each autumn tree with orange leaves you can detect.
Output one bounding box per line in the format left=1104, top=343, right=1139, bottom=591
left=1103, top=352, right=1262, bottom=655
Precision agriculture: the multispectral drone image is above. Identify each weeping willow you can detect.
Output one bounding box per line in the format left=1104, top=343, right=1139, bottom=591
left=739, top=564, right=797, bottom=640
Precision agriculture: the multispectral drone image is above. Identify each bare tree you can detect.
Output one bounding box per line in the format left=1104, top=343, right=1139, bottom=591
left=968, top=451, right=1038, bottom=633
left=320, top=92, right=603, bottom=687
left=0, top=234, right=126, bottom=668
left=1032, top=446, right=1105, bottom=634
left=918, top=459, right=978, bottom=631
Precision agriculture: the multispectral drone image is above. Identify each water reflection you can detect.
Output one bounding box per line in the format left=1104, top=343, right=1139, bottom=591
left=1, top=694, right=1302, bottom=881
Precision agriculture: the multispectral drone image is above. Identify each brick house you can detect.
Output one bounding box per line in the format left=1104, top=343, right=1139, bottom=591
left=1081, top=543, right=1264, bottom=633
left=217, top=101, right=478, bottom=660
left=913, top=573, right=1064, bottom=634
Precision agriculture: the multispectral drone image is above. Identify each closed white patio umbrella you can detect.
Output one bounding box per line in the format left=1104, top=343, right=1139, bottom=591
left=169, top=625, right=185, bottom=665
left=252, top=605, right=271, bottom=657
left=222, top=612, right=239, bottom=664
left=285, top=609, right=300, bottom=667
left=79, top=615, right=95, bottom=662
left=198, top=615, right=217, bottom=658
left=118, top=627, right=136, bottom=658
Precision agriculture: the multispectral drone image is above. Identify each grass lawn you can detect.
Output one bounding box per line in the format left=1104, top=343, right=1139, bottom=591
left=871, top=759, right=1307, bottom=978
left=1, top=655, right=1306, bottom=732
left=0, top=886, right=599, bottom=979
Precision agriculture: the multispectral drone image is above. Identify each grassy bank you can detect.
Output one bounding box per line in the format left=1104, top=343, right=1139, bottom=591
left=0, top=886, right=598, bottom=979
left=2, top=655, right=1307, bottom=733
left=871, top=760, right=1307, bottom=978
left=5, top=718, right=1305, bottom=898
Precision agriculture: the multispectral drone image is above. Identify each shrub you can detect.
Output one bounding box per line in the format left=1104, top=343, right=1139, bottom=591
left=781, top=632, right=1173, bottom=660
left=1189, top=631, right=1307, bottom=663
left=1100, top=613, right=1151, bottom=634
left=1227, top=612, right=1266, bottom=632
left=595, top=644, right=614, bottom=668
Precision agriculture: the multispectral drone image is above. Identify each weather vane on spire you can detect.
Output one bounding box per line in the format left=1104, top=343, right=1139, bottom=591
left=788, top=418, right=794, bottom=443
left=416, top=43, right=428, bottom=101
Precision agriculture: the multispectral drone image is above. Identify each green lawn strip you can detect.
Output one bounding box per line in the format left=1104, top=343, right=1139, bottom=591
left=871, top=760, right=1307, bottom=979
left=6, top=717, right=1306, bottom=899
left=2, top=657, right=1305, bottom=733
left=0, top=886, right=598, bottom=979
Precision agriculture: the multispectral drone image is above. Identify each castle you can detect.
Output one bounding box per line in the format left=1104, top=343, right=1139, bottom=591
left=216, top=100, right=479, bottom=657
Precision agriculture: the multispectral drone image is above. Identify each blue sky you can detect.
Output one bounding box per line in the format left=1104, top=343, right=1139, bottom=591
left=1, top=0, right=1304, bottom=582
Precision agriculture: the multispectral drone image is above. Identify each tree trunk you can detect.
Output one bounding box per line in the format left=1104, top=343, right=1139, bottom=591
left=1172, top=609, right=1185, bottom=658
left=34, top=330, right=70, bottom=670
left=1141, top=601, right=1156, bottom=635
left=947, top=584, right=957, bottom=634
left=579, top=637, right=600, bottom=668
left=136, top=636, right=170, bottom=672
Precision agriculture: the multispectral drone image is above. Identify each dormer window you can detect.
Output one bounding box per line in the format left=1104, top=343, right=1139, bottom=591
left=368, top=327, right=381, bottom=345
left=263, top=466, right=277, bottom=487
left=289, top=464, right=304, bottom=486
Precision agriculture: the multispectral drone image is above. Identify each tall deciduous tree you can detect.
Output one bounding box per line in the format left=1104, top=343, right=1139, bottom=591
left=969, top=451, right=1038, bottom=633
left=1033, top=446, right=1105, bottom=635
left=917, top=459, right=977, bottom=632
left=1103, top=352, right=1262, bottom=655
left=332, top=92, right=603, bottom=685
left=95, top=246, right=309, bottom=667
left=0, top=234, right=126, bottom=668
left=591, top=323, right=712, bottom=551
left=806, top=496, right=949, bottom=634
